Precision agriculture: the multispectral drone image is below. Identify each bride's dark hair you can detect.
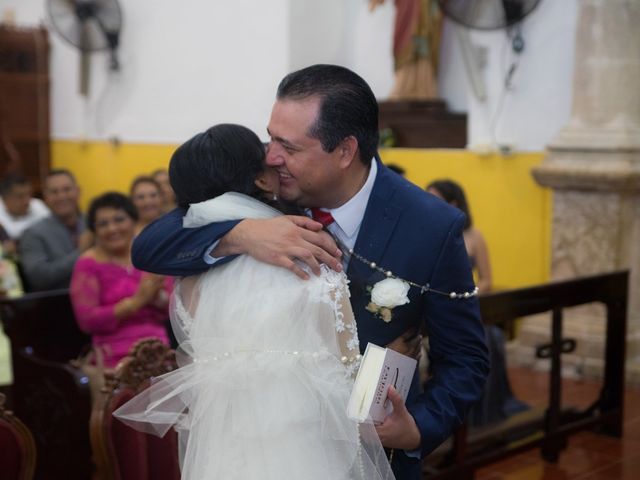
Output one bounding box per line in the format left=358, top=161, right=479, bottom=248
left=169, top=124, right=268, bottom=208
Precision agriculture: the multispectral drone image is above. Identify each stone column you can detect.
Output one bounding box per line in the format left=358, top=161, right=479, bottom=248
left=509, top=0, right=640, bottom=381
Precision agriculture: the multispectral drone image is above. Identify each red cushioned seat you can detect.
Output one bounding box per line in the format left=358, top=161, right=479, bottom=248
left=89, top=338, right=180, bottom=480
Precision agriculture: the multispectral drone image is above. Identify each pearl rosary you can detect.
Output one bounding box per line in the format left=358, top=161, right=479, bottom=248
left=343, top=245, right=479, bottom=300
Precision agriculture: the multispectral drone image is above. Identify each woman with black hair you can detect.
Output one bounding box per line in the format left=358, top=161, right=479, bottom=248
left=70, top=192, right=172, bottom=368
left=115, top=124, right=393, bottom=480
left=426, top=179, right=492, bottom=294
left=426, top=179, right=528, bottom=427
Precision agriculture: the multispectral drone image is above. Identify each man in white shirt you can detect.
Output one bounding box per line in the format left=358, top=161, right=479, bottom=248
left=0, top=173, right=49, bottom=241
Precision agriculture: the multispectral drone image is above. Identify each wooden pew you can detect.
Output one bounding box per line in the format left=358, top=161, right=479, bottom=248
left=0, top=290, right=93, bottom=479
left=422, top=270, right=628, bottom=479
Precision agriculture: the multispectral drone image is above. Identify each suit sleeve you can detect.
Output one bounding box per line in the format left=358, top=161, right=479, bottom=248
left=131, top=208, right=241, bottom=276
left=407, top=212, right=490, bottom=456
left=19, top=229, right=79, bottom=291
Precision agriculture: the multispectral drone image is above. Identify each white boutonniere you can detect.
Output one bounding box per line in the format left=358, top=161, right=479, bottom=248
left=365, top=277, right=410, bottom=323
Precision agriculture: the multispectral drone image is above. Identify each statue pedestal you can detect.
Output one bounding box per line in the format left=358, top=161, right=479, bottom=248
left=377, top=100, right=467, bottom=148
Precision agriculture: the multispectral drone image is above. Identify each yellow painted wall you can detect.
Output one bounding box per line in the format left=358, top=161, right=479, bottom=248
left=379, top=148, right=552, bottom=289
left=52, top=141, right=552, bottom=290
left=52, top=140, right=177, bottom=211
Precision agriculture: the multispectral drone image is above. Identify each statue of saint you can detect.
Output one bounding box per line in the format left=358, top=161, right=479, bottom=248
left=370, top=0, right=443, bottom=100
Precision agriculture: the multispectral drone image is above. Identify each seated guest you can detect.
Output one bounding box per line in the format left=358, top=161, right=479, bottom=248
left=129, top=176, right=163, bottom=236
left=0, top=202, right=22, bottom=298
left=426, top=179, right=528, bottom=426
left=19, top=170, right=92, bottom=291
left=0, top=245, right=23, bottom=298
left=427, top=179, right=491, bottom=293
left=151, top=168, right=177, bottom=212
left=0, top=173, right=49, bottom=244
left=70, top=192, right=172, bottom=368
left=0, top=223, right=13, bottom=257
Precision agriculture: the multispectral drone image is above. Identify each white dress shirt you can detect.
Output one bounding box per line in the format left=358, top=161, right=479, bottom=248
left=0, top=198, right=50, bottom=240
left=307, top=159, right=377, bottom=268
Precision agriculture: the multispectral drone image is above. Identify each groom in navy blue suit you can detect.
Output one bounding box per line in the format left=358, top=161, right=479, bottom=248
left=132, top=64, right=488, bottom=479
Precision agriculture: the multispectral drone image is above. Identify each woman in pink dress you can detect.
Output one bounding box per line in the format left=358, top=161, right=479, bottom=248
left=70, top=192, right=172, bottom=368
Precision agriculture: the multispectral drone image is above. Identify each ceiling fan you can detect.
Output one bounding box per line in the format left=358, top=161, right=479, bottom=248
left=436, top=0, right=543, bottom=101
left=47, top=0, right=123, bottom=97
left=437, top=0, right=542, bottom=30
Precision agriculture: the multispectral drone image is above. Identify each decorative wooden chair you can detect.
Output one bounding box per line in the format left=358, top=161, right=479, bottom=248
left=90, top=338, right=181, bottom=480
left=0, top=392, right=37, bottom=480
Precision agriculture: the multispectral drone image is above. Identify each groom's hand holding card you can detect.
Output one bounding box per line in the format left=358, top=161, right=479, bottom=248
left=347, top=343, right=417, bottom=424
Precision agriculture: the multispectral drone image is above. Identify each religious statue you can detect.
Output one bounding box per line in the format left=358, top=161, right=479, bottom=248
left=370, top=0, right=443, bottom=100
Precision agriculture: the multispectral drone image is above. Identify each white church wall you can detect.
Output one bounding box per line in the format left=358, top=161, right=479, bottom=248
left=3, top=0, right=290, bottom=143
left=289, top=0, right=351, bottom=70
left=464, top=0, right=579, bottom=152
left=2, top=0, right=578, bottom=151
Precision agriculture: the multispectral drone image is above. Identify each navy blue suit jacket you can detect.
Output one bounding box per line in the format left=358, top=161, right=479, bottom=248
left=132, top=161, right=489, bottom=478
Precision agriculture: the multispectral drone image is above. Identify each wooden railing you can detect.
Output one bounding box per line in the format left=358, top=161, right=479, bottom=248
left=423, top=270, right=629, bottom=480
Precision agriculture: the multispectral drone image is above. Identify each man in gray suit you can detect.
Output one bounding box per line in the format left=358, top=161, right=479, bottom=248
left=19, top=170, right=92, bottom=291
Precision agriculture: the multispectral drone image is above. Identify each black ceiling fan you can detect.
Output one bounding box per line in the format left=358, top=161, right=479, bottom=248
left=437, top=0, right=542, bottom=30
left=47, top=0, right=123, bottom=96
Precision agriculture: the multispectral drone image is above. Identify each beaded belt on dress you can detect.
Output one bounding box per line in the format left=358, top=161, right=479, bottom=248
left=191, top=349, right=362, bottom=367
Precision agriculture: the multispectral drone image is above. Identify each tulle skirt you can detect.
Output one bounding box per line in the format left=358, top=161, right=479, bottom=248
left=115, top=345, right=394, bottom=479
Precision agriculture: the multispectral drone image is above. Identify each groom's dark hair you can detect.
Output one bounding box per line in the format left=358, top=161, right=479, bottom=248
left=169, top=124, right=266, bottom=208
left=276, top=64, right=379, bottom=166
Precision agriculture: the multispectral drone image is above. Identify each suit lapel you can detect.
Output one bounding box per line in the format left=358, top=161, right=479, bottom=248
left=347, top=160, right=401, bottom=279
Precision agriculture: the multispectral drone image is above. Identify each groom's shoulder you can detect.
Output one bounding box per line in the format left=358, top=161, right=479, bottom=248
left=387, top=174, right=463, bottom=228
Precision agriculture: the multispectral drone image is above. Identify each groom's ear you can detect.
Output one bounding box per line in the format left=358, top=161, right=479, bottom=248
left=337, top=136, right=358, bottom=169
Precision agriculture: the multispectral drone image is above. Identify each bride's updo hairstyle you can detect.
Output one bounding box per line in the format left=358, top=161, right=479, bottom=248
left=169, top=124, right=266, bottom=208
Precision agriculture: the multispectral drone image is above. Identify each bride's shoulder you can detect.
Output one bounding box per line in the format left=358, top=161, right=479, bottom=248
left=184, top=193, right=282, bottom=227
left=317, top=264, right=349, bottom=290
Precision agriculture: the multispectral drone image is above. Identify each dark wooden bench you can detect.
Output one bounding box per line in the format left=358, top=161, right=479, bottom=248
left=0, top=290, right=93, bottom=479
left=423, top=270, right=628, bottom=479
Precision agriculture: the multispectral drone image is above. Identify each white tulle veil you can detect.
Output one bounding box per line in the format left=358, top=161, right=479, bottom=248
left=115, top=193, right=394, bottom=480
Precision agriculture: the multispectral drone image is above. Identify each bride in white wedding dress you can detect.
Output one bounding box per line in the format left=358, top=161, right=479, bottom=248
left=114, top=124, right=394, bottom=480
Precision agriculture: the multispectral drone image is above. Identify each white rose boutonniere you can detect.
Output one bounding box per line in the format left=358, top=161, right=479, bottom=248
left=366, top=277, right=410, bottom=323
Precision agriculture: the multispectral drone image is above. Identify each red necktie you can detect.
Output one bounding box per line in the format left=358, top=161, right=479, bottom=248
left=310, top=208, right=335, bottom=227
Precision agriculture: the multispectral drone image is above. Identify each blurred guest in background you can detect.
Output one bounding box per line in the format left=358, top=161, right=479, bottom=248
left=426, top=178, right=528, bottom=427
left=70, top=192, right=171, bottom=368
left=426, top=179, right=491, bottom=293
left=0, top=223, right=12, bottom=257
left=19, top=170, right=92, bottom=291
left=0, top=236, right=23, bottom=298
left=0, top=173, right=49, bottom=250
left=130, top=176, right=164, bottom=236
left=152, top=168, right=177, bottom=213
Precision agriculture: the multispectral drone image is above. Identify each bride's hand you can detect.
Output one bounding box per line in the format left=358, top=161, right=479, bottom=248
left=211, top=216, right=343, bottom=279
